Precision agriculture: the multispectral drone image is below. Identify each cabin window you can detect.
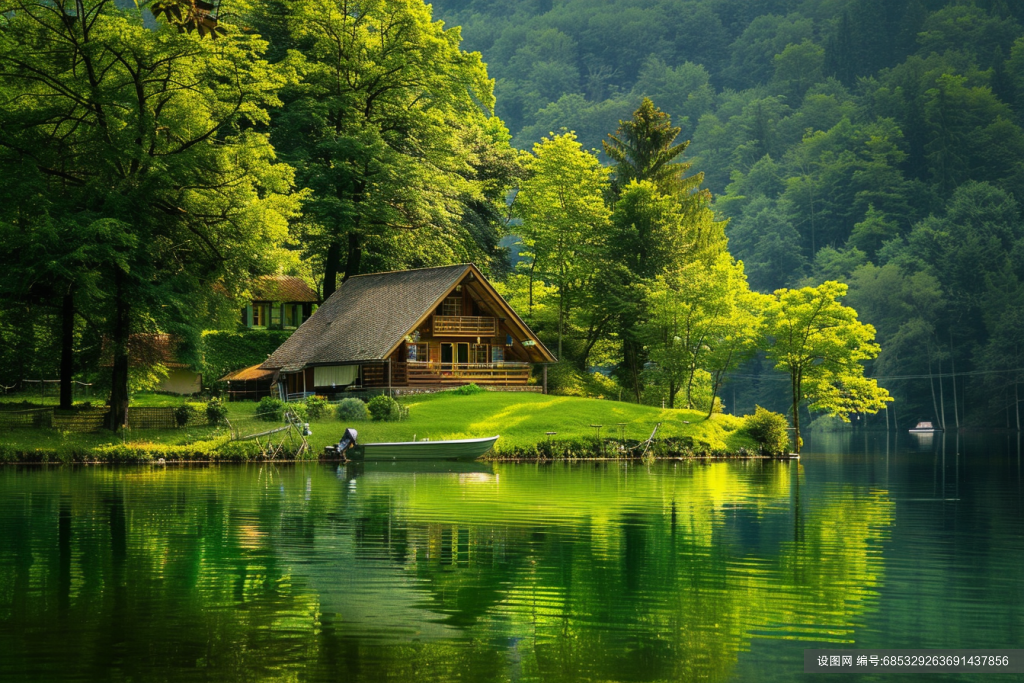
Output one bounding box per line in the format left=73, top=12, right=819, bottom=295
left=252, top=305, right=266, bottom=327
left=428, top=343, right=440, bottom=363
left=491, top=346, right=504, bottom=363
left=270, top=305, right=282, bottom=327
left=283, top=304, right=297, bottom=328
left=442, top=296, right=461, bottom=316
left=407, top=342, right=428, bottom=361
left=472, top=344, right=488, bottom=364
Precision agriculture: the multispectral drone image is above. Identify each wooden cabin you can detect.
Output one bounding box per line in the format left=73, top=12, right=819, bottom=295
left=260, top=264, right=556, bottom=397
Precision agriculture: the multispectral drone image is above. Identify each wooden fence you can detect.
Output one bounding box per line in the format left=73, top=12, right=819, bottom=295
left=126, top=407, right=178, bottom=430
left=0, top=406, right=199, bottom=433
left=53, top=409, right=107, bottom=433
left=0, top=409, right=54, bottom=430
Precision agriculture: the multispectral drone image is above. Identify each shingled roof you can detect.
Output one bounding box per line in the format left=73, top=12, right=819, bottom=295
left=261, top=264, right=472, bottom=370
left=251, top=275, right=318, bottom=303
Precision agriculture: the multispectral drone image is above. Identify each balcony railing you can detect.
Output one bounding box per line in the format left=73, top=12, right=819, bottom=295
left=406, top=361, right=530, bottom=385
left=432, top=315, right=498, bottom=336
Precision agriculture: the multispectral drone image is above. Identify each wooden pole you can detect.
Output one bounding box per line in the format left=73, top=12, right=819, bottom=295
left=938, top=357, right=947, bottom=431
left=543, top=365, right=548, bottom=395
left=950, top=332, right=960, bottom=431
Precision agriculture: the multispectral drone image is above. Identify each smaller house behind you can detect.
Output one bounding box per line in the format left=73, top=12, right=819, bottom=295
left=242, top=276, right=319, bottom=330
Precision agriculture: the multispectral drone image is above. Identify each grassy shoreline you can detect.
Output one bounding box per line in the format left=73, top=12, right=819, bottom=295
left=0, top=391, right=758, bottom=464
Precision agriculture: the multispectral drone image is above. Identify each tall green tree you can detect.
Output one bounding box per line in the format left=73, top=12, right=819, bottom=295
left=761, top=281, right=891, bottom=452
left=0, top=0, right=297, bottom=428
left=516, top=132, right=611, bottom=361
left=276, top=0, right=500, bottom=298
left=603, top=98, right=723, bottom=401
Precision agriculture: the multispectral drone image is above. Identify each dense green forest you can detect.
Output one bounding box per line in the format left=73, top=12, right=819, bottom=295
left=0, top=0, right=1019, bottom=434
left=431, top=0, right=1024, bottom=428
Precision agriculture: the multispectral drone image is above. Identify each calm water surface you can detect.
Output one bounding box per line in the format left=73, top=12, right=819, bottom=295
left=0, top=433, right=1022, bottom=682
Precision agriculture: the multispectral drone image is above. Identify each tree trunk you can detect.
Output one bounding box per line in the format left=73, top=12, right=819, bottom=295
left=528, top=260, right=536, bottom=315
left=106, top=272, right=130, bottom=432
left=343, top=231, right=362, bottom=284
left=323, top=238, right=342, bottom=300
left=668, top=378, right=675, bottom=409
left=938, top=357, right=947, bottom=431
left=623, top=338, right=643, bottom=403
left=59, top=288, right=74, bottom=410
left=791, top=369, right=801, bottom=454
left=557, top=289, right=563, bottom=361
left=1016, top=381, right=1020, bottom=433
left=706, top=352, right=733, bottom=420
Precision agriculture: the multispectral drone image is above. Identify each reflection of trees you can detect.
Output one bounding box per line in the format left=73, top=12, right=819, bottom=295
left=0, top=463, right=893, bottom=683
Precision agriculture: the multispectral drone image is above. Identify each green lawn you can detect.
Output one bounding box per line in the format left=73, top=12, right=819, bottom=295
left=0, top=391, right=754, bottom=461
left=303, top=392, right=753, bottom=455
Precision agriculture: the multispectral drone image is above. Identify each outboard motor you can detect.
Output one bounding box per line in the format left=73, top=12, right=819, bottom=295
left=334, top=428, right=358, bottom=456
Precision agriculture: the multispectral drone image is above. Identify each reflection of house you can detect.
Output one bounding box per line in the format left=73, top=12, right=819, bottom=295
left=103, top=334, right=202, bottom=395
left=260, top=264, right=556, bottom=396
left=242, top=276, right=319, bottom=330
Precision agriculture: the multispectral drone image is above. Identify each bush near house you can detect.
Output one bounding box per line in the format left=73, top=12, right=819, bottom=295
left=335, top=398, right=369, bottom=421
left=305, top=395, right=331, bottom=420
left=257, top=396, right=285, bottom=422
left=367, top=395, right=401, bottom=421
left=200, top=330, right=293, bottom=386
left=205, top=397, right=229, bottom=425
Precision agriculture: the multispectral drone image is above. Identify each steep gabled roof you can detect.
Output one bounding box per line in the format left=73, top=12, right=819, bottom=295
left=261, top=264, right=471, bottom=370
left=251, top=275, right=319, bottom=303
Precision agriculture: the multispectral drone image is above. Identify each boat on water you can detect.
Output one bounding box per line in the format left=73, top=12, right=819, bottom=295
left=909, top=421, right=943, bottom=433
left=327, top=428, right=499, bottom=461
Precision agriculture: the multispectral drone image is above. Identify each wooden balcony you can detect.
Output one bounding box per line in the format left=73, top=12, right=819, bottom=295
left=406, top=361, right=530, bottom=386
left=432, top=315, right=498, bottom=336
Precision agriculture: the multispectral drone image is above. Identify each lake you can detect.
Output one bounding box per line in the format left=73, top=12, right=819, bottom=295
left=0, top=432, right=1021, bottom=682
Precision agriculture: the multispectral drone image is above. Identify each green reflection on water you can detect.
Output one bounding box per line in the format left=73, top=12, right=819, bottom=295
left=0, top=461, right=893, bottom=682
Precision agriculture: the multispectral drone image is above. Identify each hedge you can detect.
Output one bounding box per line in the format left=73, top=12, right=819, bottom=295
left=200, top=329, right=293, bottom=386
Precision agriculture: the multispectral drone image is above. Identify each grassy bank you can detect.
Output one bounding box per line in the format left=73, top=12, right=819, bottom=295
left=0, top=391, right=755, bottom=463
left=313, top=392, right=753, bottom=457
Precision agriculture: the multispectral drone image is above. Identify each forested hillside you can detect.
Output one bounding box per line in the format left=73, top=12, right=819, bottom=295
left=0, top=0, right=1019, bottom=432
left=434, top=0, right=1024, bottom=428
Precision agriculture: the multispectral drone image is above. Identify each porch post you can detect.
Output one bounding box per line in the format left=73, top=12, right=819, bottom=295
left=543, top=365, right=548, bottom=395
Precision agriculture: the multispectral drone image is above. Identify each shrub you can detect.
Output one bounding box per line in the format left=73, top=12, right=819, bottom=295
left=174, top=403, right=199, bottom=427
left=286, top=402, right=309, bottom=422
left=335, top=398, right=369, bottom=422
left=450, top=383, right=484, bottom=395
left=744, top=406, right=791, bottom=456
left=305, top=395, right=331, bottom=420
left=256, top=396, right=285, bottom=422
left=367, top=394, right=400, bottom=421
left=205, top=397, right=228, bottom=426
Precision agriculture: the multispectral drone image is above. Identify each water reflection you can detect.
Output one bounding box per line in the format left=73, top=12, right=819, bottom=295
left=0, top=438, right=1020, bottom=682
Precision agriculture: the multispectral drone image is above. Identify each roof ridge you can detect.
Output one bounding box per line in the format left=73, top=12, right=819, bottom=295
left=348, top=263, right=472, bottom=279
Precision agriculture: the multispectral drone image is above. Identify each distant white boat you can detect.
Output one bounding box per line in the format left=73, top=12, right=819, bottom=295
left=909, top=421, right=943, bottom=433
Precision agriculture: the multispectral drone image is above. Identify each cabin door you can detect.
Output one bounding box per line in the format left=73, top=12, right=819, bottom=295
left=440, top=343, right=454, bottom=364
left=457, top=343, right=469, bottom=364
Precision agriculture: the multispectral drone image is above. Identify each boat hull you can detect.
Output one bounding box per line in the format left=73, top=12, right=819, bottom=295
left=349, top=436, right=499, bottom=461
